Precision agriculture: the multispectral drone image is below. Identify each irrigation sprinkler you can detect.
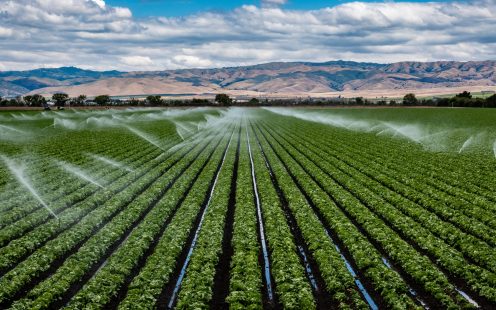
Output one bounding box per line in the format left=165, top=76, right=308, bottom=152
left=1, top=155, right=59, bottom=221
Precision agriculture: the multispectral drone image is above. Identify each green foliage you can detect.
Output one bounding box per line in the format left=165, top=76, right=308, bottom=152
left=487, top=94, right=496, bottom=108
left=94, top=94, right=111, bottom=106
left=71, top=94, right=87, bottom=106
left=52, top=93, right=69, bottom=107
left=226, top=130, right=263, bottom=309
left=146, top=95, right=163, bottom=105
left=191, top=98, right=210, bottom=105
left=23, top=94, right=46, bottom=107
left=402, top=93, right=418, bottom=106
left=456, top=91, right=472, bottom=99
left=248, top=98, right=260, bottom=105
left=215, top=93, right=232, bottom=106
left=0, top=108, right=495, bottom=309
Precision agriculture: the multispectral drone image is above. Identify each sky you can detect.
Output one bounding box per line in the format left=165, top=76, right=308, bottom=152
left=106, top=0, right=451, bottom=18
left=0, top=0, right=494, bottom=71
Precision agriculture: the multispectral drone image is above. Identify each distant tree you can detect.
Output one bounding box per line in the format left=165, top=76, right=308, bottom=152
left=168, top=100, right=178, bottom=106
left=192, top=98, right=210, bottom=105
left=24, top=94, right=46, bottom=107
left=486, top=94, right=496, bottom=108
left=456, top=91, right=472, bottom=99
left=52, top=93, right=69, bottom=107
left=389, top=100, right=397, bottom=106
left=355, top=97, right=364, bottom=105
left=32, top=94, right=46, bottom=107
left=0, top=96, right=5, bottom=107
left=14, top=96, right=24, bottom=106
left=422, top=99, right=435, bottom=106
left=146, top=95, right=163, bottom=106
left=450, top=91, right=478, bottom=107
left=434, top=97, right=449, bottom=107
left=215, top=94, right=232, bottom=106
left=23, top=95, right=32, bottom=105
left=94, top=95, right=111, bottom=106
left=403, top=93, right=418, bottom=106
left=71, top=95, right=87, bottom=106
left=248, top=98, right=260, bottom=105
left=129, top=98, right=141, bottom=106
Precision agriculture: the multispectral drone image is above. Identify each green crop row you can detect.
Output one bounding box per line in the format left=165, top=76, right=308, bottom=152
left=264, top=120, right=496, bottom=306
left=251, top=125, right=372, bottom=309
left=248, top=126, right=315, bottom=309
left=0, top=144, right=161, bottom=236
left=226, top=127, right=264, bottom=309
left=0, top=131, right=211, bottom=307
left=10, top=128, right=227, bottom=309
left=256, top=124, right=428, bottom=309
left=287, top=120, right=496, bottom=233
left=1, top=108, right=495, bottom=308
left=174, top=128, right=239, bottom=309
left=271, top=121, right=496, bottom=272
left=265, top=119, right=496, bottom=304
left=0, top=133, right=165, bottom=217
left=0, top=125, right=176, bottom=205
left=0, top=142, right=176, bottom=269
left=118, top=128, right=233, bottom=309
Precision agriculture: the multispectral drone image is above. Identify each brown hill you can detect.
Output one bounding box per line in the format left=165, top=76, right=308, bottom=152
left=1, top=60, right=494, bottom=98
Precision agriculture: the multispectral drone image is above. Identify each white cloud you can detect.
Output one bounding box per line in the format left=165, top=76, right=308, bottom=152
left=91, top=0, right=106, bottom=9
left=261, top=0, right=287, bottom=7
left=0, top=26, right=14, bottom=37
left=172, top=55, right=213, bottom=68
left=120, top=56, right=153, bottom=66
left=0, top=0, right=495, bottom=71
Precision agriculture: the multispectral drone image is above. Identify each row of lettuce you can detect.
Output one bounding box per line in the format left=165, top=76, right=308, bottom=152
left=0, top=132, right=214, bottom=308
left=0, top=129, right=182, bottom=276
left=1, top=109, right=495, bottom=309
left=257, top=111, right=496, bottom=307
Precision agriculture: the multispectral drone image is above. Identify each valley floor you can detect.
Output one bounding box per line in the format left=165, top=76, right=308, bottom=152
left=0, top=108, right=495, bottom=309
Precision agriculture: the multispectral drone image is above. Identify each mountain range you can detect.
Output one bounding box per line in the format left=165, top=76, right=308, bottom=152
left=1, top=60, right=496, bottom=98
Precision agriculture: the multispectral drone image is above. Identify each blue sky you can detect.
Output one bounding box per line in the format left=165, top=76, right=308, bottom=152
left=106, top=0, right=450, bottom=17
left=0, top=0, right=494, bottom=71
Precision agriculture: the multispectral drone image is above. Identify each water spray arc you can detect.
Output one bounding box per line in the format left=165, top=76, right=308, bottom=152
left=87, top=153, right=134, bottom=172
left=263, top=107, right=496, bottom=154
left=0, top=124, right=24, bottom=133
left=172, top=121, right=196, bottom=141
left=0, top=155, right=58, bottom=220
left=493, top=140, right=496, bottom=159
left=125, top=126, right=165, bottom=151
left=58, top=161, right=105, bottom=188
left=458, top=136, right=474, bottom=154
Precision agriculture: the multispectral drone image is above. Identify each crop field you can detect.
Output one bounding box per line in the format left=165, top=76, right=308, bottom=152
left=0, top=107, right=496, bottom=309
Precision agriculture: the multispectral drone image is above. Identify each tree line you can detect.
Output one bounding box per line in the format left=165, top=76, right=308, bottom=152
left=0, top=93, right=232, bottom=108
left=269, top=92, right=496, bottom=107
left=1, top=92, right=495, bottom=108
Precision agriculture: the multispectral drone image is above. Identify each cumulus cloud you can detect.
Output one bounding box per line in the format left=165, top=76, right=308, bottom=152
left=0, top=26, right=14, bottom=37
left=0, top=0, right=495, bottom=71
left=172, top=55, right=213, bottom=67
left=120, top=56, right=153, bottom=66
left=261, top=0, right=287, bottom=7
left=91, top=0, right=106, bottom=9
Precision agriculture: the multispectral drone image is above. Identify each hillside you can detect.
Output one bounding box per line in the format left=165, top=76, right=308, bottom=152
left=2, top=61, right=496, bottom=98
left=0, top=67, right=122, bottom=97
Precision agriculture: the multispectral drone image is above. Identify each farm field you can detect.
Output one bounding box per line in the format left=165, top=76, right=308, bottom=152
left=0, top=107, right=496, bottom=309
